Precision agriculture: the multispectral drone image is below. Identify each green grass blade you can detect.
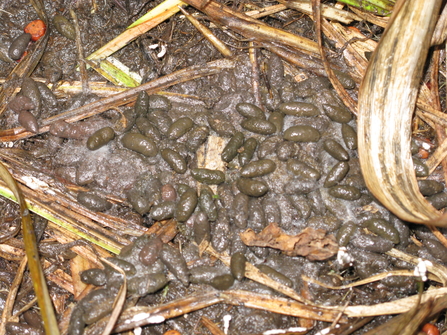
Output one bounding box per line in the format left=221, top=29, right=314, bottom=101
left=337, top=0, right=395, bottom=16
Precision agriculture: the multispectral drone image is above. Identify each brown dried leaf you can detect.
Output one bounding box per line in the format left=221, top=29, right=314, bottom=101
left=240, top=222, right=338, bottom=261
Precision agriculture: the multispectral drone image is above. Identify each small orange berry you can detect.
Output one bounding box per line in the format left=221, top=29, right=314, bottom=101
left=422, top=323, right=440, bottom=335
left=24, top=19, right=47, bottom=42
left=418, top=148, right=429, bottom=159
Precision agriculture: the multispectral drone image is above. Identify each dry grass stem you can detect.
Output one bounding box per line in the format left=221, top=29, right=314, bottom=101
left=303, top=269, right=442, bottom=290
left=386, top=248, right=447, bottom=285
left=357, top=0, right=445, bottom=225
left=244, top=4, right=287, bottom=19
left=84, top=290, right=347, bottom=334
left=425, top=138, right=447, bottom=174
left=200, top=316, right=226, bottom=335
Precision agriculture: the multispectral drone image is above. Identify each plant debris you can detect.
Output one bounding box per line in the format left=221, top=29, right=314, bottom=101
left=240, top=223, right=338, bottom=260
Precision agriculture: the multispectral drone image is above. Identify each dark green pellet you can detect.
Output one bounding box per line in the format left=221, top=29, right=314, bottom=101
left=221, top=132, right=245, bottom=162
left=241, top=118, right=276, bottom=135
left=87, top=127, right=115, bottom=150
left=323, top=139, right=349, bottom=161
left=21, top=77, right=41, bottom=116
left=328, top=185, right=361, bottom=200
left=210, top=274, right=234, bottom=290
left=77, top=192, right=112, bottom=212
left=307, top=215, right=341, bottom=232
left=418, top=180, right=444, bottom=196
left=191, top=168, right=225, bottom=185
left=344, top=174, right=366, bottom=189
left=8, top=33, right=31, bottom=60
left=322, top=104, right=352, bottom=123
left=239, top=137, right=258, bottom=166
left=422, top=238, right=447, bottom=263
left=105, top=258, right=136, bottom=276
left=341, top=124, right=357, bottom=150
left=278, top=102, right=319, bottom=117
left=427, top=192, right=447, bottom=210
left=159, top=244, right=189, bottom=286
left=286, top=159, right=321, bottom=181
left=283, top=125, right=320, bottom=142
left=186, top=126, right=209, bottom=152
left=256, top=264, right=293, bottom=287
left=80, top=269, right=107, bottom=286
left=139, top=236, right=163, bottom=266
left=167, top=117, right=194, bottom=140
left=194, top=211, right=210, bottom=244
left=230, top=252, right=246, bottom=281
left=283, top=178, right=316, bottom=195
left=161, top=148, right=187, bottom=174
left=177, top=184, right=191, bottom=197
left=122, top=133, right=158, bottom=157
left=127, top=189, right=151, bottom=215
left=288, top=194, right=312, bottom=219
left=176, top=188, right=198, bottom=222
left=53, top=15, right=76, bottom=40
left=127, top=273, right=168, bottom=296
left=134, top=91, right=149, bottom=117
left=36, top=81, right=58, bottom=108
left=413, top=157, right=429, bottom=177
left=148, top=109, right=172, bottom=135
left=18, top=110, right=39, bottom=133
left=151, top=201, right=176, bottom=220
left=232, top=193, right=249, bottom=228
left=336, top=221, right=357, bottom=247
left=136, top=117, right=162, bottom=141
left=148, top=95, right=171, bottom=111
left=236, top=178, right=269, bottom=197
left=324, top=161, right=350, bottom=188
left=241, top=159, right=277, bottom=178
left=199, top=185, right=217, bottom=221
left=236, top=103, right=266, bottom=119
left=333, top=70, right=356, bottom=89
left=410, top=139, right=419, bottom=155
left=268, top=111, right=284, bottom=133
left=363, top=218, right=400, bottom=244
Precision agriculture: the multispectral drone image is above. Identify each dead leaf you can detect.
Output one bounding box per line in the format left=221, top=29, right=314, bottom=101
left=240, top=222, right=338, bottom=261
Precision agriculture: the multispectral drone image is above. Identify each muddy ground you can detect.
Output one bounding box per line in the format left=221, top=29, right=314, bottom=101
left=0, top=0, right=446, bottom=334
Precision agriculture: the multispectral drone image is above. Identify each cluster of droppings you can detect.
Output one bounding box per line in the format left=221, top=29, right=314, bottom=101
left=3, top=37, right=444, bottom=333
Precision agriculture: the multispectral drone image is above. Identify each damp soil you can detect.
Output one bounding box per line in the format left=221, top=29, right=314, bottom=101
left=0, top=1, right=446, bottom=334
